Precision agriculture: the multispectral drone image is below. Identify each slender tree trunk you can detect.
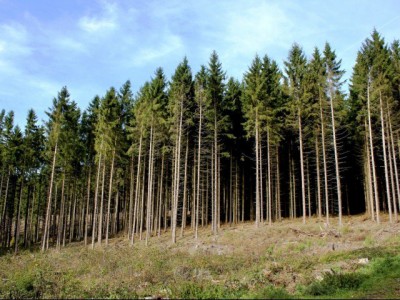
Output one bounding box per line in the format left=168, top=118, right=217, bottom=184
left=259, top=134, right=264, bottom=224
left=23, top=184, right=31, bottom=247
left=387, top=104, right=400, bottom=217
left=180, top=138, right=189, bottom=237
left=146, top=125, right=154, bottom=246
left=367, top=80, right=380, bottom=223
left=131, top=129, right=143, bottom=245
left=213, top=111, right=219, bottom=234
left=320, top=97, right=329, bottom=224
left=316, top=135, right=322, bottom=220
left=255, top=112, right=260, bottom=228
left=172, top=99, right=184, bottom=243
left=128, top=155, right=135, bottom=240
left=14, top=177, right=24, bottom=254
left=97, top=159, right=106, bottom=245
left=267, top=128, right=272, bottom=225
left=28, top=185, right=36, bottom=246
left=306, top=159, right=311, bottom=218
left=139, top=154, right=146, bottom=241
left=106, top=148, right=116, bottom=245
left=57, top=174, right=66, bottom=250
left=328, top=83, right=342, bottom=226
left=92, top=146, right=103, bottom=249
left=70, top=188, right=77, bottom=243
left=157, top=152, right=164, bottom=237
left=42, top=142, right=58, bottom=251
left=380, top=92, right=392, bottom=223
left=195, top=104, right=202, bottom=238
left=365, top=121, right=375, bottom=221
left=387, top=118, right=398, bottom=222
left=298, top=109, right=306, bottom=224
left=84, top=167, right=91, bottom=246
left=276, top=146, right=281, bottom=221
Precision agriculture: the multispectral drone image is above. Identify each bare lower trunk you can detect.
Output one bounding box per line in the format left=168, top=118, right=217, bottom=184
left=329, top=83, right=342, bottom=226
left=97, top=160, right=106, bottom=245
left=106, top=148, right=116, bottom=245
left=367, top=81, right=380, bottom=223
left=195, top=104, right=202, bottom=239
left=42, top=142, right=58, bottom=252
left=267, top=128, right=272, bottom=225
left=145, top=125, right=154, bottom=246
left=131, top=130, right=143, bottom=245
left=380, top=92, right=392, bottom=223
left=91, top=148, right=103, bottom=249
left=299, top=109, right=306, bottom=224
left=180, top=138, right=189, bottom=237
left=84, top=167, right=91, bottom=246
left=255, top=113, right=260, bottom=228
left=316, top=135, right=322, bottom=220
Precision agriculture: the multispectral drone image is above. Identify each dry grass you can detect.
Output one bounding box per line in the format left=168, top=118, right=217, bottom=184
left=1, top=214, right=399, bottom=298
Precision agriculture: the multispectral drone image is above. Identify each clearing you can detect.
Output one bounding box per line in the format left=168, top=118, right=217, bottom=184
left=1, top=214, right=399, bottom=298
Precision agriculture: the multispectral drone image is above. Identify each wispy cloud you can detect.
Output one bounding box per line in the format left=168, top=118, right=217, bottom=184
left=0, top=0, right=399, bottom=127
left=79, top=0, right=118, bottom=33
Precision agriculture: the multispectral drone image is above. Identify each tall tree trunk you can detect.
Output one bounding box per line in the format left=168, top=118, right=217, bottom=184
left=306, top=159, right=311, bottom=218
left=259, top=134, right=264, bottom=224
left=106, top=148, right=116, bottom=245
left=213, top=111, right=219, bottom=234
left=97, top=159, right=106, bottom=245
left=131, top=129, right=143, bottom=245
left=84, top=167, right=91, bottom=246
left=316, top=135, right=322, bottom=220
left=255, top=112, right=260, bottom=228
left=328, top=83, right=342, bottom=226
left=195, top=107, right=202, bottom=238
left=367, top=80, right=380, bottom=223
left=14, top=177, right=24, bottom=254
left=320, top=97, right=329, bottom=224
left=57, top=173, right=66, bottom=250
left=157, top=152, right=165, bottom=237
left=387, top=104, right=400, bottom=217
left=23, top=184, right=31, bottom=247
left=128, top=155, right=135, bottom=240
left=180, top=138, right=189, bottom=237
left=387, top=118, right=398, bottom=222
left=276, top=146, right=281, bottom=221
left=172, top=100, right=183, bottom=243
left=146, top=125, right=154, bottom=246
left=267, top=128, right=272, bottom=225
left=91, top=145, right=103, bottom=249
left=365, top=121, right=375, bottom=221
left=139, top=154, right=146, bottom=241
left=298, top=109, right=306, bottom=224
left=42, top=142, right=58, bottom=252
left=380, top=92, right=392, bottom=223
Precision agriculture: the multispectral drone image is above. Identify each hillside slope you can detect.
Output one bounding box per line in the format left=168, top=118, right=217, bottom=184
left=1, top=215, right=399, bottom=298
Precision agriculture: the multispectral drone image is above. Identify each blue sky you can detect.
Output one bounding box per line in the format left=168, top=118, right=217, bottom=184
left=1, top=0, right=399, bottom=128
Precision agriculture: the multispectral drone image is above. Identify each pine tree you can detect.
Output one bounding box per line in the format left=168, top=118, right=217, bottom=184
left=323, top=42, right=346, bottom=226
left=284, top=44, right=309, bottom=224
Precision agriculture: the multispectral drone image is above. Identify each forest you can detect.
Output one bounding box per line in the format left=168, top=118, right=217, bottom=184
left=0, top=29, right=399, bottom=253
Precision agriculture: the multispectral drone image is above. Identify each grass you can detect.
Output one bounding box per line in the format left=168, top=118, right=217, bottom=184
left=0, top=215, right=399, bottom=298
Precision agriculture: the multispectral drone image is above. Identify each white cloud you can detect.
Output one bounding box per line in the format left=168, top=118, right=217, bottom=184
left=55, top=37, right=88, bottom=54
left=132, top=34, right=184, bottom=66
left=0, top=23, right=31, bottom=57
left=79, top=17, right=116, bottom=33
left=78, top=0, right=118, bottom=33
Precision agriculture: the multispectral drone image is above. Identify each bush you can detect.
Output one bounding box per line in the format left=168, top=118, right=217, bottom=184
left=305, top=271, right=365, bottom=296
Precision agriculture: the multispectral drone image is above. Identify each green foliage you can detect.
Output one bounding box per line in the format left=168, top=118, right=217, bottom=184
left=305, top=271, right=365, bottom=296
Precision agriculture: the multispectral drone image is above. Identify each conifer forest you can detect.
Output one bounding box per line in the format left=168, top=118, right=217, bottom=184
left=1, top=30, right=400, bottom=253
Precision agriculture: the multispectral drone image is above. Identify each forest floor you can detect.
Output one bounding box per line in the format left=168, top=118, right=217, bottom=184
left=1, top=214, right=400, bottom=299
